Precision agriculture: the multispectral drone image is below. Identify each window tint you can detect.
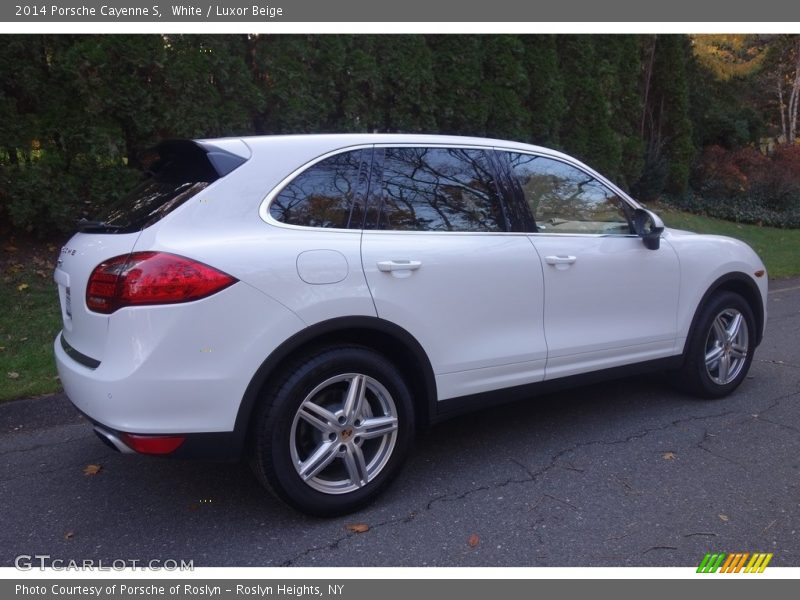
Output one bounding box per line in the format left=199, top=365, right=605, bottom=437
left=506, top=153, right=632, bottom=235
left=89, top=140, right=245, bottom=234
left=378, top=148, right=505, bottom=232
left=270, top=150, right=368, bottom=228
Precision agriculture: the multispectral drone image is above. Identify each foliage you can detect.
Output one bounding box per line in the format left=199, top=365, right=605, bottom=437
left=691, top=35, right=770, bottom=80
left=2, top=34, right=799, bottom=237
left=671, top=144, right=800, bottom=227
left=522, top=35, right=566, bottom=148
left=557, top=36, right=622, bottom=179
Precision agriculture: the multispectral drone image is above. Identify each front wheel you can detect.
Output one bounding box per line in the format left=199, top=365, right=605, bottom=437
left=674, top=291, right=756, bottom=399
left=250, top=346, right=414, bottom=516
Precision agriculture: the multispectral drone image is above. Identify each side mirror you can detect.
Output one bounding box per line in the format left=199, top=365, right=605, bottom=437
left=632, top=208, right=664, bottom=251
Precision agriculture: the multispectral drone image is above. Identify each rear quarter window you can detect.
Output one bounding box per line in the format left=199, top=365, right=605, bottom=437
left=269, top=149, right=369, bottom=229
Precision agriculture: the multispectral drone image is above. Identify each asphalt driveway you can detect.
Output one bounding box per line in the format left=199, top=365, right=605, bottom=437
left=1, top=279, right=799, bottom=567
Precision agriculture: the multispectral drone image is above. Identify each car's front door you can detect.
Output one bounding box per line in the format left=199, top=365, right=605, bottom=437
left=360, top=146, right=548, bottom=401
left=499, top=150, right=681, bottom=380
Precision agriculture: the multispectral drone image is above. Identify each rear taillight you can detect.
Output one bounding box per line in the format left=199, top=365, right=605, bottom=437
left=86, top=252, right=236, bottom=314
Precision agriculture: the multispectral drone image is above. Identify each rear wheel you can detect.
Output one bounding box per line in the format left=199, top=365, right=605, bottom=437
left=250, top=345, right=414, bottom=516
left=675, top=291, right=756, bottom=398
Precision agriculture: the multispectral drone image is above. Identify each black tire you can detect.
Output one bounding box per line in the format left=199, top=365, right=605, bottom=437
left=674, top=291, right=756, bottom=399
left=250, top=345, right=414, bottom=516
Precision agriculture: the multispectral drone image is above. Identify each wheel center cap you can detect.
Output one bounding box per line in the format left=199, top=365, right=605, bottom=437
left=340, top=428, right=353, bottom=441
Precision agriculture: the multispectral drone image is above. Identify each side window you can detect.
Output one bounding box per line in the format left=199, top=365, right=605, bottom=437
left=269, top=150, right=368, bottom=228
left=506, top=153, right=632, bottom=235
left=378, top=147, right=506, bottom=232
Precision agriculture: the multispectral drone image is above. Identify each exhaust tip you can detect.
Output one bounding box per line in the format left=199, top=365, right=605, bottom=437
left=93, top=425, right=135, bottom=454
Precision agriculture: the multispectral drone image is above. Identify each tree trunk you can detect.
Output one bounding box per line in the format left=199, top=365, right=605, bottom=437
left=789, top=38, right=800, bottom=144
left=640, top=35, right=657, bottom=138
left=778, top=76, right=788, bottom=143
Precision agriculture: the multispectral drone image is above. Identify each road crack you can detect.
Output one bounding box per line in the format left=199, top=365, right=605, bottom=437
left=278, top=391, right=799, bottom=566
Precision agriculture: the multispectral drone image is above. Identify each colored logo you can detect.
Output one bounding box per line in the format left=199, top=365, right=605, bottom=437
left=697, top=552, right=773, bottom=573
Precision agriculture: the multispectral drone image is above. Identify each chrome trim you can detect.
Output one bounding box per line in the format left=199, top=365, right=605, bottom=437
left=258, top=140, right=644, bottom=235
left=93, top=425, right=135, bottom=454
left=259, top=143, right=375, bottom=231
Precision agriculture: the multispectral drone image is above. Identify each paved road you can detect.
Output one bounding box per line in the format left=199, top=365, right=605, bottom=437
left=2, top=280, right=799, bottom=568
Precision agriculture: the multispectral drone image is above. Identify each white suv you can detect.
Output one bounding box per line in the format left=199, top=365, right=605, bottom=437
left=54, top=134, right=767, bottom=515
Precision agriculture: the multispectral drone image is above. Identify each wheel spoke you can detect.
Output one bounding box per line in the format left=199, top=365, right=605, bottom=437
left=730, top=344, right=748, bottom=359
left=298, top=401, right=337, bottom=434
left=705, top=345, right=724, bottom=366
left=343, top=444, right=368, bottom=487
left=297, top=441, right=338, bottom=481
left=342, top=374, right=367, bottom=423
left=712, top=317, right=727, bottom=344
left=358, top=415, right=398, bottom=440
left=718, top=353, right=731, bottom=383
left=726, top=313, right=743, bottom=341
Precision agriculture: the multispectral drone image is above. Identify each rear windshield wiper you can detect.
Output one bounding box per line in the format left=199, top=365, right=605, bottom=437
left=75, top=218, right=124, bottom=233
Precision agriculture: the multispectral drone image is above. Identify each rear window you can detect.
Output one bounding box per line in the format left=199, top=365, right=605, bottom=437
left=82, top=140, right=246, bottom=234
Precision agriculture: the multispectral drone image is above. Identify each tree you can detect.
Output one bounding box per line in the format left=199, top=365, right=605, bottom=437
left=481, top=35, right=530, bottom=141
left=638, top=35, right=695, bottom=197
left=427, top=35, right=487, bottom=136
left=374, top=36, right=436, bottom=132
left=254, top=35, right=342, bottom=133
left=521, top=35, right=566, bottom=147
left=557, top=36, right=622, bottom=178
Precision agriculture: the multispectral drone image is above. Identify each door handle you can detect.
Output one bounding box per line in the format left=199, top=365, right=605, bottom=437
left=376, top=260, right=422, bottom=272
left=544, top=255, right=577, bottom=265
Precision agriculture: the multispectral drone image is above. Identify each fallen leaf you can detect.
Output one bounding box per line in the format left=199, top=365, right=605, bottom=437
left=48, top=245, right=57, bottom=252
left=719, top=514, right=729, bottom=522
left=35, top=270, right=48, bottom=278
left=7, top=372, right=19, bottom=379
left=17, top=283, right=29, bottom=292
left=19, top=337, right=27, bottom=342
left=64, top=531, right=75, bottom=540
left=468, top=533, right=480, bottom=547
left=83, top=464, right=102, bottom=476
left=4, top=245, right=18, bottom=252
left=345, top=523, right=369, bottom=533
left=662, top=451, right=676, bottom=460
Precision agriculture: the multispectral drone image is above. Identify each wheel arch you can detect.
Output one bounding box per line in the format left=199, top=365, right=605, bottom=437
left=682, top=272, right=765, bottom=357
left=231, top=316, right=438, bottom=457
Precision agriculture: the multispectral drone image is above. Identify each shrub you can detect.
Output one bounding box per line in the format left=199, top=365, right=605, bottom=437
left=678, top=145, right=800, bottom=228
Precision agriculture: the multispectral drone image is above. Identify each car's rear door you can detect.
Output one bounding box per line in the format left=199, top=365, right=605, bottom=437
left=360, top=145, right=547, bottom=401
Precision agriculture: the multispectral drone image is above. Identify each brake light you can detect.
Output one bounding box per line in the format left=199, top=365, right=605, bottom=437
left=86, top=252, right=236, bottom=314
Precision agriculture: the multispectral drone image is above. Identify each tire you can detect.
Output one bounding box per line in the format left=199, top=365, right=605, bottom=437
left=249, top=345, right=414, bottom=516
left=674, top=291, right=756, bottom=399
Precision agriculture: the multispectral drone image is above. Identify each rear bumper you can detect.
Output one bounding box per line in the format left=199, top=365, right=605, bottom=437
left=53, top=281, right=305, bottom=455
left=64, top=391, right=245, bottom=460
left=90, top=420, right=243, bottom=460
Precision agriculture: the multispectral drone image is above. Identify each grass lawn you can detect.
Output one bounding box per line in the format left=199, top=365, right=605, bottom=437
left=658, top=208, right=800, bottom=279
left=1, top=211, right=798, bottom=402
left=1, top=238, right=63, bottom=402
